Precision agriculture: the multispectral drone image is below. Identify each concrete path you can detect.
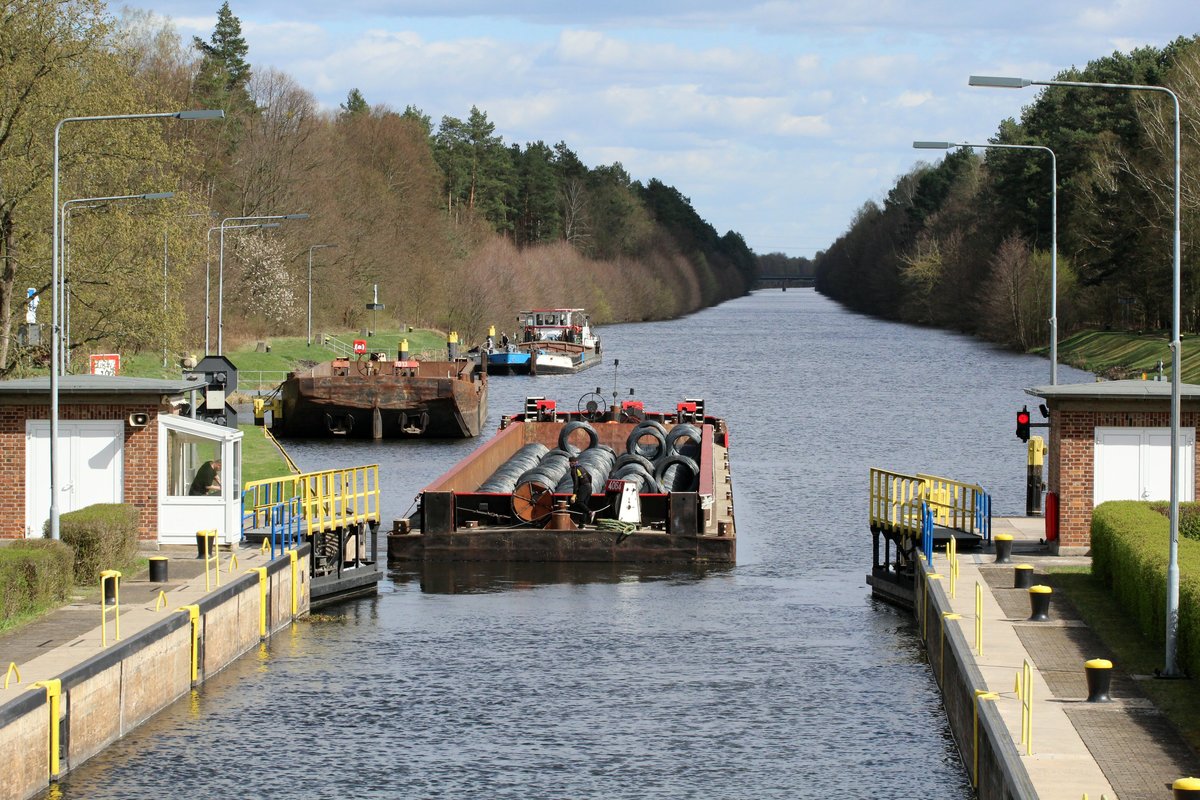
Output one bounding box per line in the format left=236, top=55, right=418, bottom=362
left=0, top=543, right=277, bottom=694
left=935, top=517, right=1200, bottom=799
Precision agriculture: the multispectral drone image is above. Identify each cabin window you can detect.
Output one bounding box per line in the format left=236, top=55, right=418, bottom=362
left=166, top=428, right=223, bottom=497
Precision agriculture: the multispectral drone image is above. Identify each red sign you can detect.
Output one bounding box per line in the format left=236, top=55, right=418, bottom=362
left=89, top=354, right=121, bottom=375
left=352, top=339, right=368, bottom=355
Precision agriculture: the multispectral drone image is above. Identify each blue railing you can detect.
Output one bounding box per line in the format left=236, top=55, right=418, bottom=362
left=922, top=502, right=934, bottom=565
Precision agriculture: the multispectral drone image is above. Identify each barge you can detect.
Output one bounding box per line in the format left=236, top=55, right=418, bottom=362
left=261, top=351, right=487, bottom=439
left=388, top=396, right=735, bottom=563
left=480, top=308, right=602, bottom=375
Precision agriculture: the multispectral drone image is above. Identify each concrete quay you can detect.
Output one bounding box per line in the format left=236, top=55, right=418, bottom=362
left=922, top=516, right=1200, bottom=799
left=0, top=542, right=311, bottom=800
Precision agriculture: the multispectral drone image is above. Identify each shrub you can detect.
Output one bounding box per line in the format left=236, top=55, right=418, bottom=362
left=55, top=503, right=141, bottom=584
left=1092, top=501, right=1200, bottom=678
left=1149, top=501, right=1200, bottom=542
left=0, top=540, right=74, bottom=624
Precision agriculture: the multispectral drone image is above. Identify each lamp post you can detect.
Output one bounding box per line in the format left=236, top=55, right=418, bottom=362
left=914, top=140, right=1059, bottom=384
left=217, top=213, right=309, bottom=355
left=60, top=191, right=174, bottom=374
left=205, top=221, right=280, bottom=353
left=307, top=244, right=338, bottom=346
left=971, top=73, right=1183, bottom=677
left=49, top=109, right=222, bottom=542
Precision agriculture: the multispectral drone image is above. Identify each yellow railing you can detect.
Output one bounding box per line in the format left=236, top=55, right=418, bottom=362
left=869, top=468, right=927, bottom=537
left=917, top=473, right=985, bottom=535
left=243, top=464, right=380, bottom=537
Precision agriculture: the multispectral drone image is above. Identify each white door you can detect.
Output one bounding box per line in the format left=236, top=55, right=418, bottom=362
left=25, top=421, right=124, bottom=537
left=1094, top=426, right=1194, bottom=505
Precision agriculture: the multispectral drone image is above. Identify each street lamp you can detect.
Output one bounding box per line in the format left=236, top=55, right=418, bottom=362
left=217, top=213, right=309, bottom=355
left=49, top=109, right=223, bottom=542
left=60, top=191, right=174, bottom=373
left=205, top=221, right=281, bottom=353
left=971, top=73, right=1184, bottom=677
left=307, top=244, right=338, bottom=346
left=914, top=140, right=1059, bottom=384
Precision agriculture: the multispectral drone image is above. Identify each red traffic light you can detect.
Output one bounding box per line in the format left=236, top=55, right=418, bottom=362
left=1016, top=406, right=1031, bottom=442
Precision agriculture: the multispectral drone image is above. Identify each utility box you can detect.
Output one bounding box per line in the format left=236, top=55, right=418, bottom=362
left=184, top=354, right=239, bottom=428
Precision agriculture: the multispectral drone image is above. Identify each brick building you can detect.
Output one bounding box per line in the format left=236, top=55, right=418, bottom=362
left=1028, top=380, right=1200, bottom=554
left=0, top=375, right=242, bottom=544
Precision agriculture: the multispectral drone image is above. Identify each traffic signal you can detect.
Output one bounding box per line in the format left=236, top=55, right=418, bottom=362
left=1016, top=406, right=1031, bottom=442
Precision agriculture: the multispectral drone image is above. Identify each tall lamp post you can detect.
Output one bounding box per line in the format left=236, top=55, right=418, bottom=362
left=49, top=109, right=223, bottom=542
left=217, top=213, right=309, bottom=355
left=971, top=73, right=1183, bottom=677
left=914, top=140, right=1059, bottom=384
left=61, top=191, right=174, bottom=374
left=307, top=244, right=338, bottom=346
left=205, top=221, right=280, bottom=353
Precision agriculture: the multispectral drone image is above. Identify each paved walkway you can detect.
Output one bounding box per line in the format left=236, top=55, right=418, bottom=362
left=0, top=543, right=275, bottom=694
left=936, top=517, right=1200, bottom=799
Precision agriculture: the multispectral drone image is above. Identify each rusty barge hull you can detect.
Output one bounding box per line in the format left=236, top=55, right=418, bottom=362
left=388, top=404, right=735, bottom=564
left=273, top=358, right=487, bottom=439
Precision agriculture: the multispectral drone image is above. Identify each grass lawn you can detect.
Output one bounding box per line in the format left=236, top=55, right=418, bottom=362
left=1046, top=566, right=1200, bottom=751
left=1051, top=330, right=1200, bottom=383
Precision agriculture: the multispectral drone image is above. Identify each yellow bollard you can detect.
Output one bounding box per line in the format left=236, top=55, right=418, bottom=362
left=29, top=679, right=61, bottom=779
left=179, top=605, right=200, bottom=683
left=100, top=570, right=121, bottom=645
left=973, top=690, right=999, bottom=787
left=4, top=662, right=20, bottom=689
left=250, top=567, right=268, bottom=637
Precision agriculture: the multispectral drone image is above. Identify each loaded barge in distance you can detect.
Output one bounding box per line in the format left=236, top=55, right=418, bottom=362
left=388, top=395, right=735, bottom=563
left=482, top=308, right=603, bottom=375
left=257, top=341, right=487, bottom=439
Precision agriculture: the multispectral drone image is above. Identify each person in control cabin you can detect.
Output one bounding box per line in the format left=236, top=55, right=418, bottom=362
left=189, top=459, right=222, bottom=496
left=569, top=456, right=593, bottom=525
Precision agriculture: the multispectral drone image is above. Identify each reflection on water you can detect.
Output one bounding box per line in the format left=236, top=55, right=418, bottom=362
left=395, top=560, right=736, bottom=595
left=51, top=290, right=1092, bottom=799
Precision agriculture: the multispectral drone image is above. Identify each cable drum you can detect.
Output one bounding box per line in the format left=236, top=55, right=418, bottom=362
left=477, top=443, right=549, bottom=492
left=555, top=447, right=616, bottom=493
left=626, top=423, right=667, bottom=460
left=654, top=454, right=700, bottom=492
left=559, top=420, right=598, bottom=452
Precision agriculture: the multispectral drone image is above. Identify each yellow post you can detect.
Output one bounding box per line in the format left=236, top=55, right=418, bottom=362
left=227, top=552, right=239, bottom=573
left=923, top=574, right=943, bottom=640
left=1021, top=659, right=1033, bottom=754
left=100, top=569, right=121, bottom=646
left=261, top=537, right=270, bottom=555
left=154, top=590, right=168, bottom=612
left=973, top=690, right=998, bottom=787
left=289, top=549, right=299, bottom=617
left=4, top=662, right=20, bottom=689
left=199, top=529, right=219, bottom=590
left=975, top=582, right=984, bottom=655
left=941, top=612, right=961, bottom=685
left=30, top=679, right=61, bottom=779
left=179, top=605, right=200, bottom=683
left=250, top=567, right=268, bottom=638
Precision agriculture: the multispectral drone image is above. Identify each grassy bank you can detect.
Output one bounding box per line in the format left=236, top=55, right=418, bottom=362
left=1049, top=330, right=1200, bottom=383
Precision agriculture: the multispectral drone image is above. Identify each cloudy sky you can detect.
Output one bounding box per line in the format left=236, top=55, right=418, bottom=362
left=131, top=1, right=1194, bottom=258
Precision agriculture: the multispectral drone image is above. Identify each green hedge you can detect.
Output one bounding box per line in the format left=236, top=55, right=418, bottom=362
left=0, top=540, right=74, bottom=623
left=1092, top=501, right=1200, bottom=677
left=54, top=503, right=140, bottom=584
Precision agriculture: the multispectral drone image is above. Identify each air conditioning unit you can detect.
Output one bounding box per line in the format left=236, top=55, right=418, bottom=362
left=128, top=412, right=150, bottom=427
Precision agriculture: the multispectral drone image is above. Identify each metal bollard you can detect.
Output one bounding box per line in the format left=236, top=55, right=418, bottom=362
left=101, top=569, right=121, bottom=606
left=149, top=556, right=169, bottom=582
left=994, top=533, right=1013, bottom=563
left=196, top=529, right=216, bottom=559
left=1174, top=777, right=1200, bottom=798
left=1028, top=585, right=1052, bottom=621
left=1084, top=659, right=1113, bottom=702
left=1014, top=563, right=1035, bottom=589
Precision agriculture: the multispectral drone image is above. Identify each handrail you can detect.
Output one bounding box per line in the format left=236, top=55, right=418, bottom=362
left=869, top=467, right=927, bottom=538
left=242, top=465, right=380, bottom=542
left=917, top=473, right=991, bottom=540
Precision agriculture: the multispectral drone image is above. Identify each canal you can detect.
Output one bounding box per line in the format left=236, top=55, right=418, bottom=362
left=53, top=290, right=1092, bottom=798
